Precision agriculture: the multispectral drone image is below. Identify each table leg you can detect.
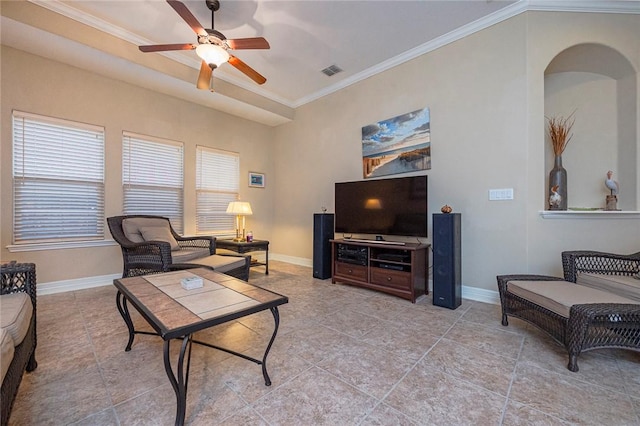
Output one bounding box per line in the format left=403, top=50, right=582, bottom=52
left=116, top=291, right=135, bottom=351
left=164, top=335, right=193, bottom=426
left=261, top=306, right=280, bottom=386
left=265, top=246, right=269, bottom=274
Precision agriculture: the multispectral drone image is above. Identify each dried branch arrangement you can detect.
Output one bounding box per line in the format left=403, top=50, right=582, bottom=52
left=546, top=112, right=575, bottom=156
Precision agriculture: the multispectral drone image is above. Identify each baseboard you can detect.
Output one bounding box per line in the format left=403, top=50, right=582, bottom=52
left=270, top=253, right=313, bottom=268
left=38, top=273, right=120, bottom=296
left=37, top=256, right=500, bottom=305
left=462, top=284, right=500, bottom=305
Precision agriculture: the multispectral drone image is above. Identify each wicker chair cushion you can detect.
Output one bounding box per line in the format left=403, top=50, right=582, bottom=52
left=0, top=293, right=33, bottom=346
left=1, top=328, right=15, bottom=383
left=506, top=279, right=639, bottom=318
left=139, top=226, right=180, bottom=251
left=122, top=217, right=171, bottom=243
left=172, top=247, right=211, bottom=263
left=182, top=255, right=247, bottom=274
left=576, top=273, right=640, bottom=302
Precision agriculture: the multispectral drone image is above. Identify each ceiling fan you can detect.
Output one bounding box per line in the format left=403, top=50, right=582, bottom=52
left=138, top=0, right=269, bottom=91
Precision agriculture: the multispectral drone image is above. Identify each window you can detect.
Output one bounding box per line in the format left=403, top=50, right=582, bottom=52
left=122, top=132, right=184, bottom=233
left=196, top=146, right=239, bottom=234
left=12, top=111, right=105, bottom=244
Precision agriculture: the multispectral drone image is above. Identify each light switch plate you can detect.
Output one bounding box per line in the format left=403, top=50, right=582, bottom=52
left=489, top=188, right=514, bottom=201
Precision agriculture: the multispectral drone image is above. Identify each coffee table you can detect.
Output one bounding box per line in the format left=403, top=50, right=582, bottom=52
left=113, top=268, right=288, bottom=425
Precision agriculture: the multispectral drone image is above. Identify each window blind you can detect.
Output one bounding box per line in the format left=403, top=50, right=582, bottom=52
left=12, top=111, right=105, bottom=244
left=196, top=146, right=239, bottom=234
left=122, top=132, right=184, bottom=234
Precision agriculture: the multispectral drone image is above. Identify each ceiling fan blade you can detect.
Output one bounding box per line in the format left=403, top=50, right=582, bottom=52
left=226, top=37, right=270, bottom=50
left=139, top=43, right=196, bottom=53
left=167, top=0, right=207, bottom=37
left=197, top=60, right=213, bottom=91
left=228, top=55, right=266, bottom=85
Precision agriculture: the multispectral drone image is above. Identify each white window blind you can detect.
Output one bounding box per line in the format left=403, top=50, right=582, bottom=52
left=12, top=111, right=105, bottom=244
left=122, top=132, right=184, bottom=234
left=196, top=146, right=239, bottom=234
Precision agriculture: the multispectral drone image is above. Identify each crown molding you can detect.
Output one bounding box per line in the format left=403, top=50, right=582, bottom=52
left=27, top=0, right=294, bottom=108
left=27, top=0, right=640, bottom=111
left=527, top=0, right=640, bottom=14
left=293, top=0, right=530, bottom=108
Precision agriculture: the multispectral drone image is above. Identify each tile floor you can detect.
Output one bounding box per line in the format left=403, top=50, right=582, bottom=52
left=8, top=261, right=640, bottom=425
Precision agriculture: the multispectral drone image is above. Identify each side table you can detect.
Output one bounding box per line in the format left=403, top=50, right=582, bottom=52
left=216, top=239, right=269, bottom=274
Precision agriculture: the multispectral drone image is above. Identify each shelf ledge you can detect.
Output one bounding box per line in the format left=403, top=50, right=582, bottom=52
left=539, top=210, right=640, bottom=219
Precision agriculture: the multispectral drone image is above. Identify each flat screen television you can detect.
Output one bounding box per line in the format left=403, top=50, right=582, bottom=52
left=335, top=175, right=427, bottom=238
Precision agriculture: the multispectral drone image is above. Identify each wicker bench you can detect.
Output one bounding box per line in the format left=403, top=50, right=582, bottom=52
left=497, top=274, right=640, bottom=372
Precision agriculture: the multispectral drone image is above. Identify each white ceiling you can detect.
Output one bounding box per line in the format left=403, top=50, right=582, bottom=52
left=2, top=0, right=638, bottom=125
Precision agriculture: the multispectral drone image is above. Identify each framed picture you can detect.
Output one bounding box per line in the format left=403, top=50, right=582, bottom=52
left=249, top=172, right=265, bottom=188
left=361, top=107, right=431, bottom=178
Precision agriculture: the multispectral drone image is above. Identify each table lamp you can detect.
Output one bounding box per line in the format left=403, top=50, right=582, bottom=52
left=226, top=201, right=253, bottom=241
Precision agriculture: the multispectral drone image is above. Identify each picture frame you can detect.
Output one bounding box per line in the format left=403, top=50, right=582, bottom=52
left=249, top=172, right=265, bottom=188
left=361, top=107, right=431, bottom=178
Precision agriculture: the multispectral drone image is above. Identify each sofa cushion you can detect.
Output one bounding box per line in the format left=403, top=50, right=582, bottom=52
left=139, top=226, right=180, bottom=251
left=507, top=279, right=640, bottom=318
left=172, top=247, right=211, bottom=263
left=1, top=328, right=15, bottom=383
left=122, top=217, right=171, bottom=243
left=182, top=254, right=247, bottom=274
left=0, top=293, right=33, bottom=346
left=576, top=273, right=640, bottom=302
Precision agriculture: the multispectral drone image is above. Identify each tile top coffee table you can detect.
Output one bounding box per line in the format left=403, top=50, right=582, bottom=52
left=113, top=268, right=288, bottom=425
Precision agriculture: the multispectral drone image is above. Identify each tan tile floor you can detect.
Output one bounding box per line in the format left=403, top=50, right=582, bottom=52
left=8, top=261, right=640, bottom=425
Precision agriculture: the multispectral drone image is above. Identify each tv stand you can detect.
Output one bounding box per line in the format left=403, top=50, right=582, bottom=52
left=344, top=238, right=406, bottom=246
left=331, top=239, right=429, bottom=303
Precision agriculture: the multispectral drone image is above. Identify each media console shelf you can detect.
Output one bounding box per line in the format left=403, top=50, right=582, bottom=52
left=331, top=239, right=429, bottom=303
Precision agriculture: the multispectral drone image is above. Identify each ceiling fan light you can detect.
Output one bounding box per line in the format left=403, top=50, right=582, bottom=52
left=196, top=44, right=229, bottom=67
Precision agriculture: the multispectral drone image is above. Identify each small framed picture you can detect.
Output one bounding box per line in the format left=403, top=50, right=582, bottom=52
left=249, top=172, right=265, bottom=188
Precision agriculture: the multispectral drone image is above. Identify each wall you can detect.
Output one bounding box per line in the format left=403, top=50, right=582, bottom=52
left=273, top=11, right=640, bottom=291
left=525, top=11, right=640, bottom=276
left=2, top=11, right=638, bottom=294
left=1, top=46, right=275, bottom=284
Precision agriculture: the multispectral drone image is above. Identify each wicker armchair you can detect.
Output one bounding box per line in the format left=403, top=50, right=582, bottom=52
left=1, top=262, right=37, bottom=426
left=107, top=215, right=250, bottom=281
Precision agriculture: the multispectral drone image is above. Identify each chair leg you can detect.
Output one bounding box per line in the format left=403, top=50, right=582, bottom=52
left=26, top=352, right=37, bottom=372
left=501, top=313, right=509, bottom=326
left=567, top=353, right=579, bottom=372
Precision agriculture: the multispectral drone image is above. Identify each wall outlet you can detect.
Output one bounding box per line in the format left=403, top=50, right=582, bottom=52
left=489, top=188, right=514, bottom=201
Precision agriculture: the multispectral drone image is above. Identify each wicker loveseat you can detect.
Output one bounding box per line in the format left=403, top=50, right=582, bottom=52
left=107, top=215, right=250, bottom=281
left=497, top=250, right=640, bottom=372
left=1, top=262, right=37, bottom=426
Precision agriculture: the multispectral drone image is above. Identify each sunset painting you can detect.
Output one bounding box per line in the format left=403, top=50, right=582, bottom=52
left=361, top=108, right=431, bottom=178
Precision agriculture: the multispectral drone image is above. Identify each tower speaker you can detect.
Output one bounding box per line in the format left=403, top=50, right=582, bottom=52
left=313, top=213, right=334, bottom=279
left=432, top=213, right=461, bottom=309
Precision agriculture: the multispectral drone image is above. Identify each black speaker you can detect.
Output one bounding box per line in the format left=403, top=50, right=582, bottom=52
left=313, top=213, right=334, bottom=279
left=432, top=213, right=461, bottom=309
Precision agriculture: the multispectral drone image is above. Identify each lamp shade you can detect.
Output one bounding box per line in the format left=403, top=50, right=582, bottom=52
left=226, top=201, right=253, bottom=215
left=364, top=198, right=383, bottom=209
left=196, top=44, right=230, bottom=68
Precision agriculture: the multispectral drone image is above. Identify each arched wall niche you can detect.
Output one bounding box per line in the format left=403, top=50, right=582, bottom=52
left=544, top=43, right=637, bottom=211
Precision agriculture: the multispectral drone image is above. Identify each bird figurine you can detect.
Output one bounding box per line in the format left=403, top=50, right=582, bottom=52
left=605, top=170, right=619, bottom=195
left=549, top=185, right=562, bottom=209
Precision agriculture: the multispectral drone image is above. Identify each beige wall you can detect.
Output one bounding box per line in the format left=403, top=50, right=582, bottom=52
left=272, top=11, right=640, bottom=291
left=2, top=11, right=639, bottom=293
left=1, top=46, right=275, bottom=283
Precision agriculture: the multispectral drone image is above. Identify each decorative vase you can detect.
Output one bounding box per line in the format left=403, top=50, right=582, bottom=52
left=548, top=155, right=567, bottom=210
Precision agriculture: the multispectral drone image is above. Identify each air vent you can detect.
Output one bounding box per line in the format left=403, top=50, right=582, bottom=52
left=321, top=64, right=343, bottom=77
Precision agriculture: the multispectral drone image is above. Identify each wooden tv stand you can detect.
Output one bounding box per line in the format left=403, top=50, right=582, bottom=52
left=331, top=239, right=429, bottom=303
